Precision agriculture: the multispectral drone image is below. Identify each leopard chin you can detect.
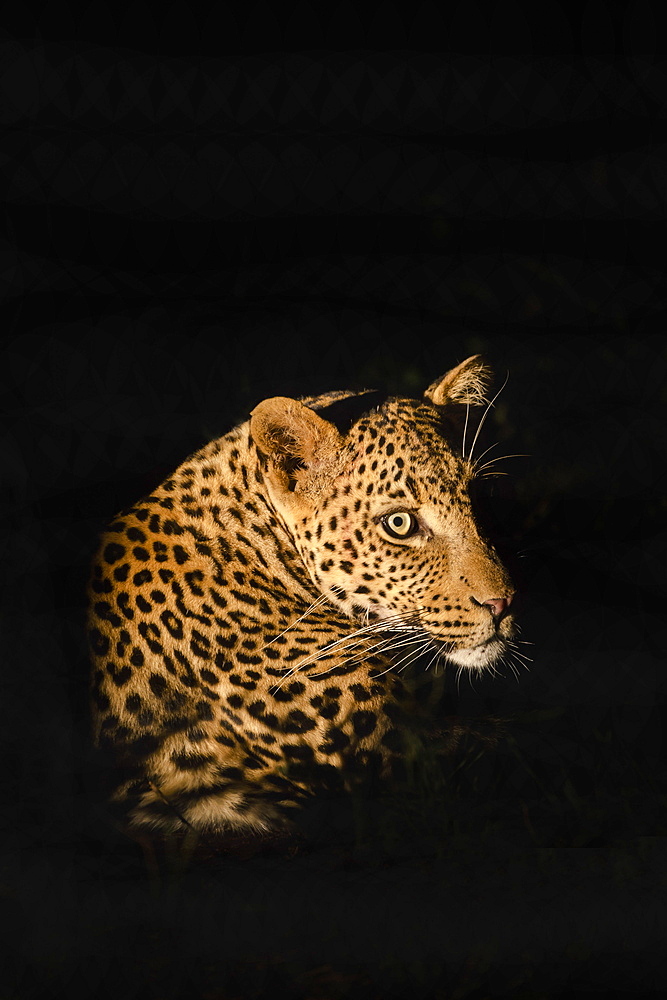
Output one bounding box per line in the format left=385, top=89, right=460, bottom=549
left=442, top=636, right=510, bottom=670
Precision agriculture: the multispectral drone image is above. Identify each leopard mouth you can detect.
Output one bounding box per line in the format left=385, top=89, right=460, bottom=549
left=351, top=602, right=514, bottom=671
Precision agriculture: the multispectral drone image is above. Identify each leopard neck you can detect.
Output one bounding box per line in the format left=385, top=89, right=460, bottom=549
left=136, top=422, right=319, bottom=609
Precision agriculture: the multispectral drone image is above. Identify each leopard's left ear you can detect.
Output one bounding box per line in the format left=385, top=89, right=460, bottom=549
left=249, top=396, right=345, bottom=502
left=424, top=355, right=493, bottom=407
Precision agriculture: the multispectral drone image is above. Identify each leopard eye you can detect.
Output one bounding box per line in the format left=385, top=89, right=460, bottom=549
left=382, top=511, right=418, bottom=539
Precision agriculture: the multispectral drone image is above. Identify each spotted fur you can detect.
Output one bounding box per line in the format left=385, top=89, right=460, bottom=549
left=88, top=356, right=516, bottom=834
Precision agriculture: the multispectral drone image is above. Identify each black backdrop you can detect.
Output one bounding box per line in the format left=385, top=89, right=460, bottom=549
left=2, top=5, right=667, bottom=999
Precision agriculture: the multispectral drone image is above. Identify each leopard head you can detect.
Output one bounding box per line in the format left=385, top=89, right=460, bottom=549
left=250, top=356, right=516, bottom=671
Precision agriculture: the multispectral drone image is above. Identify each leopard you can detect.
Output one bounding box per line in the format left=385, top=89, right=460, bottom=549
left=87, top=355, right=517, bottom=839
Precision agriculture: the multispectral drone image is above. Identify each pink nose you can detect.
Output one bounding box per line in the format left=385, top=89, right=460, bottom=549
left=482, top=596, right=512, bottom=618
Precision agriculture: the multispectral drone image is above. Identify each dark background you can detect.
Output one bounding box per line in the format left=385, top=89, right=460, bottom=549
left=2, top=4, right=667, bottom=998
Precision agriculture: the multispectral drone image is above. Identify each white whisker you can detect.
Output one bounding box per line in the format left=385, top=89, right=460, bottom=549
left=423, top=644, right=443, bottom=673
left=468, top=370, right=510, bottom=464
left=270, top=609, right=427, bottom=688
left=462, top=401, right=471, bottom=460
left=258, top=592, right=330, bottom=651
left=507, top=640, right=533, bottom=661
left=314, top=631, right=426, bottom=677
left=474, top=453, right=530, bottom=476
left=500, top=653, right=521, bottom=683
left=370, top=638, right=433, bottom=679
left=471, top=441, right=500, bottom=468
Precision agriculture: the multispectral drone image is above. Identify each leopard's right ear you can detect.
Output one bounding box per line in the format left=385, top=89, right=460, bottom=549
left=249, top=397, right=344, bottom=499
left=424, top=355, right=493, bottom=408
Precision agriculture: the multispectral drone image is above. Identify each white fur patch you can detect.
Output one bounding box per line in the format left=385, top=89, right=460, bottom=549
left=444, top=637, right=506, bottom=669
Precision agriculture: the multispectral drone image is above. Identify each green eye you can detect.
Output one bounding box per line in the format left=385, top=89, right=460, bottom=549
left=382, top=511, right=418, bottom=539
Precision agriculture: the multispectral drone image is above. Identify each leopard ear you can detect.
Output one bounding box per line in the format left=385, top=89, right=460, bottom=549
left=250, top=397, right=344, bottom=495
left=424, top=355, right=493, bottom=408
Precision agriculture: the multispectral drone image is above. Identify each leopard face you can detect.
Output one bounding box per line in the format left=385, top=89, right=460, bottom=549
left=251, top=373, right=515, bottom=674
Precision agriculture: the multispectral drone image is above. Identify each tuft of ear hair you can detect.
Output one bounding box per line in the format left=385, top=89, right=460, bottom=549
left=423, top=355, right=493, bottom=408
